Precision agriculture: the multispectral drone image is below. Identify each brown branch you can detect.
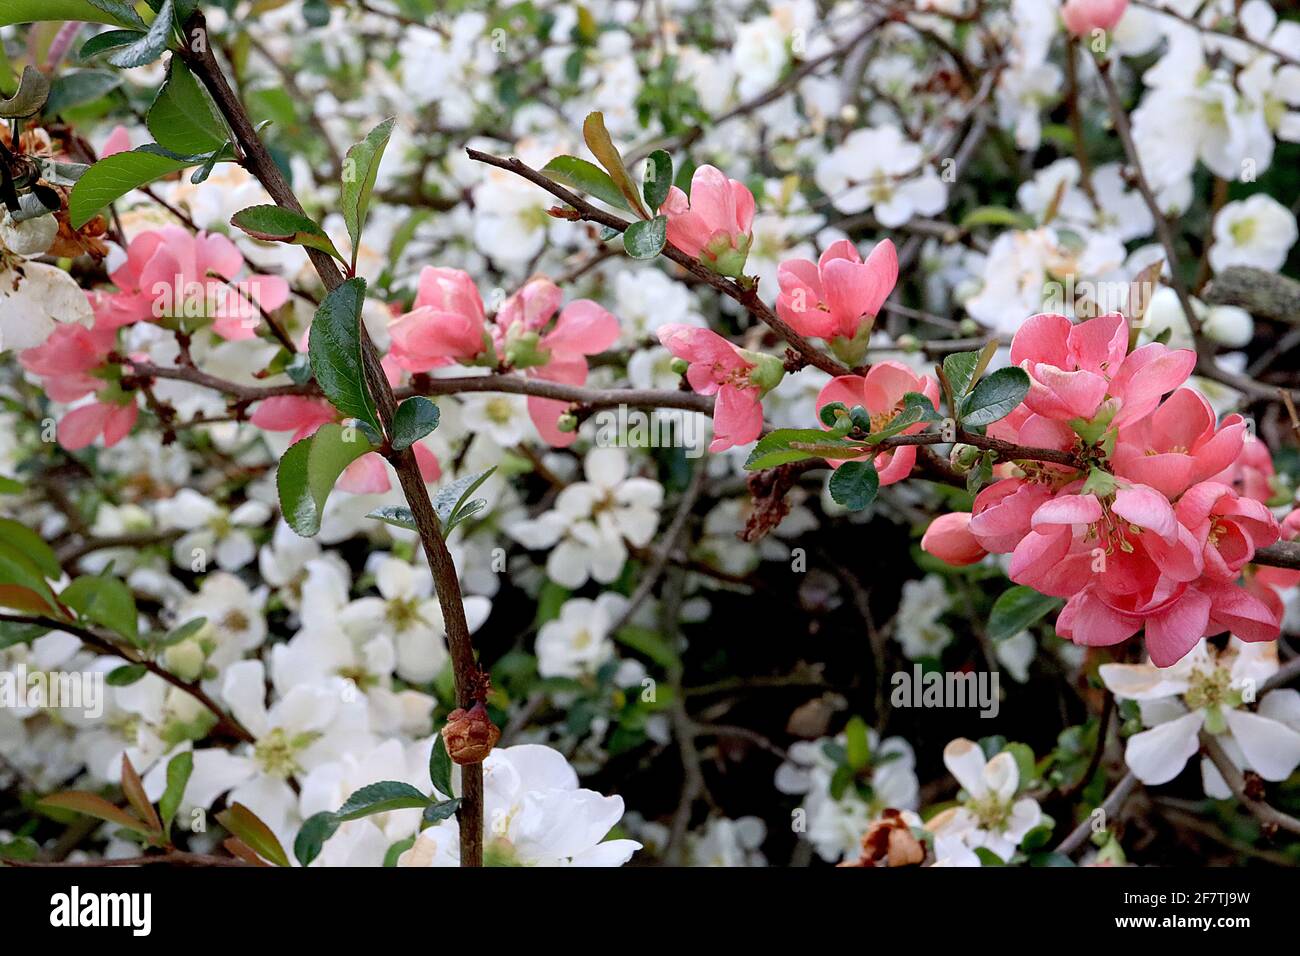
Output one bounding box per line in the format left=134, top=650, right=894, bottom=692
left=464, top=148, right=852, bottom=377
left=0, top=614, right=254, bottom=745
left=178, top=12, right=487, bottom=865
left=1055, top=771, right=1138, bottom=855
left=1201, top=731, right=1300, bottom=838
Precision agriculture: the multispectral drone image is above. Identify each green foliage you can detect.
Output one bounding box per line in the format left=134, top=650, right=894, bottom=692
left=308, top=277, right=383, bottom=437
left=389, top=396, right=440, bottom=451
left=69, top=148, right=191, bottom=228
left=277, top=423, right=374, bottom=537
left=432, top=466, right=497, bottom=535
left=960, top=367, right=1031, bottom=427
left=230, top=204, right=344, bottom=261
left=641, top=149, right=673, bottom=211
left=744, top=429, right=863, bottom=470
left=623, top=215, right=667, bottom=259
left=828, top=460, right=880, bottom=511
left=541, top=155, right=629, bottom=211
left=340, top=117, right=395, bottom=265
left=987, top=585, right=1062, bottom=643
left=147, top=58, right=227, bottom=155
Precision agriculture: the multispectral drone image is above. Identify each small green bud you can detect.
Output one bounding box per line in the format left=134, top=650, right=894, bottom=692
left=556, top=413, right=579, bottom=433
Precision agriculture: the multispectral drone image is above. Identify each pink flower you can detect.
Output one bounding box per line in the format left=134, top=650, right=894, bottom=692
left=99, top=227, right=289, bottom=339
left=388, top=267, right=488, bottom=371
left=1175, top=482, right=1279, bottom=580
left=1110, top=388, right=1246, bottom=499
left=660, top=165, right=755, bottom=278
left=58, top=401, right=139, bottom=451
left=1062, top=0, right=1128, bottom=36
left=249, top=396, right=440, bottom=492
left=814, top=362, right=940, bottom=485
left=1208, top=433, right=1275, bottom=503
left=1010, top=312, right=1195, bottom=427
left=776, top=239, right=897, bottom=364
left=969, top=478, right=1056, bottom=553
left=494, top=277, right=620, bottom=447
left=921, top=512, right=986, bottom=566
left=658, top=324, right=780, bottom=453
left=20, top=322, right=138, bottom=451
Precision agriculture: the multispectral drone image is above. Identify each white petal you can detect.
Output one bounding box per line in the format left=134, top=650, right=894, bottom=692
left=1224, top=708, right=1300, bottom=781
left=1123, top=710, right=1204, bottom=785
left=943, top=738, right=989, bottom=798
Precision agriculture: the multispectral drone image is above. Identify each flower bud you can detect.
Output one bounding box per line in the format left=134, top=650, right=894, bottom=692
left=555, top=412, right=578, bottom=433
left=164, top=639, right=206, bottom=682
left=669, top=357, right=690, bottom=376
left=441, top=701, right=500, bottom=765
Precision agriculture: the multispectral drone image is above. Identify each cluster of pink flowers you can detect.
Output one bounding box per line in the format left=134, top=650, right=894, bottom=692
left=385, top=269, right=618, bottom=446
left=922, top=312, right=1283, bottom=667
left=816, top=362, right=939, bottom=485
left=19, top=226, right=290, bottom=451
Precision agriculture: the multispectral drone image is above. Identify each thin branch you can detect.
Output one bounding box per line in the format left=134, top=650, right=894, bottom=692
left=1201, top=731, right=1300, bottom=838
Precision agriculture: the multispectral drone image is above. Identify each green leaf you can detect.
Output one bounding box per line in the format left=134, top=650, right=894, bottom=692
left=641, top=149, right=673, bottom=211
left=216, top=803, right=290, bottom=867
left=828, top=460, right=880, bottom=511
left=106, top=0, right=174, bottom=68
left=623, top=215, right=667, bottom=259
left=335, top=781, right=430, bottom=821
left=0, top=540, right=60, bottom=614
left=366, top=505, right=417, bottom=533
left=69, top=147, right=191, bottom=228
left=0, top=0, right=140, bottom=27
left=613, top=625, right=680, bottom=669
left=308, top=277, right=383, bottom=437
left=0, top=518, right=61, bottom=580
left=158, top=750, right=192, bottom=836
left=845, top=716, right=871, bottom=771
left=863, top=394, right=939, bottom=444
left=432, top=467, right=497, bottom=534
left=960, top=367, right=1030, bottom=427
left=390, top=396, right=440, bottom=451
left=0, top=476, right=24, bottom=494
left=1021, top=823, right=1053, bottom=852
left=540, top=155, right=629, bottom=211
left=60, top=574, right=139, bottom=644
left=294, top=811, right=340, bottom=867
left=960, top=206, right=1035, bottom=230
left=87, top=0, right=147, bottom=28
left=230, top=204, right=343, bottom=260
left=743, top=428, right=862, bottom=471
left=973, top=847, right=1006, bottom=866
left=277, top=423, right=374, bottom=537
left=44, top=70, right=121, bottom=114
left=942, top=350, right=981, bottom=399
left=147, top=57, right=227, bottom=156
left=987, top=585, right=1062, bottom=643
left=428, top=733, right=454, bottom=799
left=106, top=663, right=147, bottom=686
left=422, top=798, right=461, bottom=825
left=0, top=66, right=50, bottom=119
left=79, top=28, right=148, bottom=60
left=582, top=111, right=648, bottom=218
left=38, top=791, right=152, bottom=835
left=157, top=616, right=206, bottom=647
left=340, top=117, right=395, bottom=260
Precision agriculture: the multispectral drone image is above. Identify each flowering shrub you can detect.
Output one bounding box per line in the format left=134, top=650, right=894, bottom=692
left=2, top=0, right=1300, bottom=877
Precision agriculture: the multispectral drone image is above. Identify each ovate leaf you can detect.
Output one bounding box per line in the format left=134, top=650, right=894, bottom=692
left=641, top=149, right=673, bottom=212
left=216, top=803, right=290, bottom=867
left=69, top=147, right=190, bottom=228
left=294, top=811, right=340, bottom=867
left=623, top=215, right=667, bottom=259
left=60, top=574, right=139, bottom=644
left=335, top=781, right=430, bottom=821
left=277, top=423, right=374, bottom=537
left=340, top=117, right=395, bottom=260
left=308, top=277, right=382, bottom=437
left=147, top=57, right=228, bottom=156
left=960, top=367, right=1030, bottom=427
left=39, top=792, right=152, bottom=835
left=540, top=155, right=629, bottom=211
left=0, top=0, right=140, bottom=27
left=389, top=396, right=440, bottom=451
left=582, top=111, right=647, bottom=218
left=0, top=67, right=50, bottom=119
left=106, top=0, right=174, bottom=68
left=987, top=585, right=1062, bottom=643
left=366, top=505, right=417, bottom=532
left=230, top=204, right=343, bottom=260
left=744, top=428, right=862, bottom=471
left=828, top=460, right=880, bottom=511
left=158, top=750, right=193, bottom=836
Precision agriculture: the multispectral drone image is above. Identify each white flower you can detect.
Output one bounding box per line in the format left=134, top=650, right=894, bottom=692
left=144, top=659, right=372, bottom=849
left=775, top=730, right=918, bottom=863
left=506, top=447, right=662, bottom=589
left=926, top=738, right=1042, bottom=862
left=689, top=815, right=768, bottom=867
left=156, top=488, right=271, bottom=572
left=337, top=555, right=491, bottom=684
left=894, top=575, right=955, bottom=660
left=0, top=261, right=94, bottom=353
left=458, top=392, right=534, bottom=446
left=398, top=744, right=641, bottom=866
left=1100, top=640, right=1300, bottom=796
left=536, top=592, right=627, bottom=679
left=174, top=572, right=267, bottom=673
left=1209, top=194, right=1299, bottom=273
left=813, top=125, right=947, bottom=227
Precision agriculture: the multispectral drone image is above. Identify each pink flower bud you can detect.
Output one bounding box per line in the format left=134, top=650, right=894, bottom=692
left=921, top=512, right=987, bottom=566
